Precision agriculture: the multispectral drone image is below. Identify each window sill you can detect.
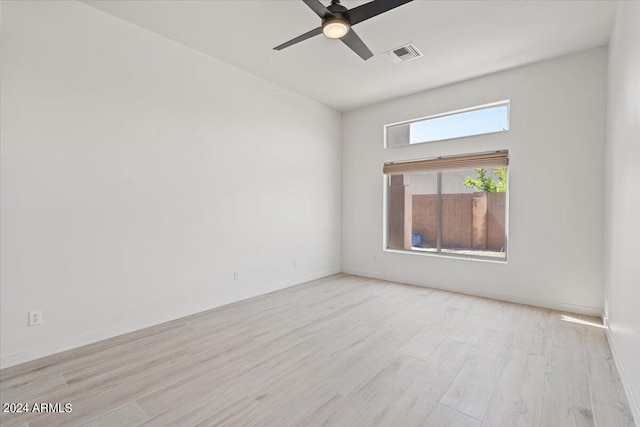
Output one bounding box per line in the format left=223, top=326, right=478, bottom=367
left=384, top=248, right=508, bottom=264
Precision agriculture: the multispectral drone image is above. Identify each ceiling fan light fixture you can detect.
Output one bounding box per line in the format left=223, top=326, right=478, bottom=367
left=274, top=0, right=414, bottom=60
left=322, top=18, right=350, bottom=39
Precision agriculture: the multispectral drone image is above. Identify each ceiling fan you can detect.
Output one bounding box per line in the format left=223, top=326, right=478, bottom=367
left=274, top=0, right=413, bottom=61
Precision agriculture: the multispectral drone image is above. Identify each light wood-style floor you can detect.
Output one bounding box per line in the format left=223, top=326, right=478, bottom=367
left=0, top=274, right=635, bottom=427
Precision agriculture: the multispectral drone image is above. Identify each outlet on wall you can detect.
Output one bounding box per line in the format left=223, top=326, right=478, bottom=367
left=233, top=271, right=239, bottom=280
left=372, top=256, right=377, bottom=262
left=29, top=310, right=42, bottom=326
left=293, top=260, right=297, bottom=268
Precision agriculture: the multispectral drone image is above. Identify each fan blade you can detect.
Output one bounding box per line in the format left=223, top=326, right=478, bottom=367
left=274, top=27, right=323, bottom=50
left=340, top=29, right=373, bottom=60
left=302, top=0, right=334, bottom=19
left=347, top=0, right=413, bottom=26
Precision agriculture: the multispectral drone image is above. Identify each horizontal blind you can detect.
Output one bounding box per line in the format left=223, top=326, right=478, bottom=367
left=383, top=150, right=508, bottom=175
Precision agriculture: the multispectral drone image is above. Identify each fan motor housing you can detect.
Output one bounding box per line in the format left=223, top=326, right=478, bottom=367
left=323, top=13, right=349, bottom=26
left=327, top=2, right=349, bottom=22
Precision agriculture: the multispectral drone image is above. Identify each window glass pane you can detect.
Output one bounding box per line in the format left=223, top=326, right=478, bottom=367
left=386, top=102, right=508, bottom=148
left=441, top=168, right=506, bottom=259
left=387, top=173, right=437, bottom=252
left=410, top=173, right=438, bottom=253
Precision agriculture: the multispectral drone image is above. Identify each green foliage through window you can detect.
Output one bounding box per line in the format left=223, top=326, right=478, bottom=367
left=463, top=167, right=507, bottom=193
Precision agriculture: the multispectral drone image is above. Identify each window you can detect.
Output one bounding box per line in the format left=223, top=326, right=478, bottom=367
left=385, top=101, right=509, bottom=148
left=385, top=151, right=508, bottom=260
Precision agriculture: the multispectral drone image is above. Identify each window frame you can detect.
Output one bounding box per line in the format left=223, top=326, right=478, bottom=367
left=382, top=152, right=509, bottom=263
left=384, top=100, right=510, bottom=148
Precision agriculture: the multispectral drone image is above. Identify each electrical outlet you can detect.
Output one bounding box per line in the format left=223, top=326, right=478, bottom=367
left=29, top=310, right=42, bottom=326
left=293, top=260, right=297, bottom=268
left=233, top=271, right=239, bottom=280
left=372, top=256, right=377, bottom=262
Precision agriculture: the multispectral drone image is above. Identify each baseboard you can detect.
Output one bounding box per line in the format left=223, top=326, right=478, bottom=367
left=0, top=268, right=340, bottom=370
left=341, top=268, right=602, bottom=317
left=605, top=327, right=640, bottom=426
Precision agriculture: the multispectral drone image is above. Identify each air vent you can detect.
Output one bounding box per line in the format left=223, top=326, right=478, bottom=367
left=384, top=43, right=423, bottom=64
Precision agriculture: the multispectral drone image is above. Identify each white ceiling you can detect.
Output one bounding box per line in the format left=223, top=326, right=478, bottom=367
left=83, top=0, right=619, bottom=111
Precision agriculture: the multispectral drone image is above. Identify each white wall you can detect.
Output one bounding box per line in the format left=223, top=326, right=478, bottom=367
left=342, top=48, right=607, bottom=315
left=0, top=1, right=342, bottom=368
left=604, top=1, right=640, bottom=422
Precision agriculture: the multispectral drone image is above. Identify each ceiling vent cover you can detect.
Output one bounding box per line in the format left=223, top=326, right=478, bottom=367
left=384, top=43, right=423, bottom=64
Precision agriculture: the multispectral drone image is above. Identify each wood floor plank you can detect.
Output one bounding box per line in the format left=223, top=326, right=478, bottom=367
left=448, top=300, right=494, bottom=346
left=407, top=339, right=474, bottom=403
left=193, top=395, right=271, bottom=427
left=0, top=373, right=68, bottom=404
left=0, top=321, right=180, bottom=382
left=0, top=348, right=193, bottom=427
left=399, top=307, right=465, bottom=360
left=25, top=351, right=194, bottom=427
left=512, top=306, right=551, bottom=356
left=585, top=351, right=636, bottom=427
left=136, top=382, right=249, bottom=427
left=319, top=354, right=426, bottom=426
left=83, top=402, right=149, bottom=427
left=316, top=332, right=394, bottom=396
left=259, top=382, right=341, bottom=427
left=360, top=340, right=474, bottom=427
left=0, top=323, right=195, bottom=389
left=248, top=325, right=377, bottom=407
left=0, top=274, right=634, bottom=427
left=482, top=349, right=546, bottom=426
left=439, top=328, right=513, bottom=420
left=539, top=315, right=595, bottom=427
left=426, top=404, right=482, bottom=427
